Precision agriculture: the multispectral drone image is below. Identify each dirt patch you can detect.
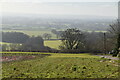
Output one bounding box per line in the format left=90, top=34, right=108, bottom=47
left=0, top=53, right=51, bottom=62
left=0, top=56, right=36, bottom=62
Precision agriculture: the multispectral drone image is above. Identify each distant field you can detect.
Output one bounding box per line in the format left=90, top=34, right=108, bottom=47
left=0, top=42, right=10, bottom=45
left=44, top=40, right=62, bottom=49
left=1, top=40, right=61, bottom=50
left=1, top=52, right=118, bottom=78
left=2, top=30, right=57, bottom=39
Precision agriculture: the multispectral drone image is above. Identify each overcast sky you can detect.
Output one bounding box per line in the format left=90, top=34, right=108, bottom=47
left=1, top=0, right=119, bottom=2
left=0, top=0, right=119, bottom=17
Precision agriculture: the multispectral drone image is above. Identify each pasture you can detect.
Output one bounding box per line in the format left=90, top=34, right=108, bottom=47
left=44, top=40, right=62, bottom=49
left=1, top=52, right=119, bottom=78
left=2, top=30, right=57, bottom=39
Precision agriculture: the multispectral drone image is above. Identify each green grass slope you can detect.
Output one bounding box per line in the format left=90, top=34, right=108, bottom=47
left=2, top=52, right=118, bottom=78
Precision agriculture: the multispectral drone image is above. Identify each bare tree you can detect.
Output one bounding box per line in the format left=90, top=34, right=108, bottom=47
left=42, top=33, right=52, bottom=40
left=108, top=19, right=120, bottom=56
left=51, top=29, right=63, bottom=39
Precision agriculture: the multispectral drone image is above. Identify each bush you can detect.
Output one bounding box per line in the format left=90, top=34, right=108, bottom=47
left=117, top=53, right=120, bottom=57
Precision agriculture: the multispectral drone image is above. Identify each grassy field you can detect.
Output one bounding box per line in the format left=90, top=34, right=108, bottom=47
left=2, top=30, right=57, bottom=39
left=0, top=42, right=11, bottom=45
left=1, top=52, right=119, bottom=78
left=44, top=40, right=62, bottom=49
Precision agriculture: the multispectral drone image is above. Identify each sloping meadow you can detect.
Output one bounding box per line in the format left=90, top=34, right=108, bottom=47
left=1, top=52, right=119, bottom=79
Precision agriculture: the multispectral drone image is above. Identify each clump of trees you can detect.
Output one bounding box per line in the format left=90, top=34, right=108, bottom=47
left=2, top=32, right=29, bottom=43
left=1, top=32, right=51, bottom=52
left=21, top=36, right=50, bottom=51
